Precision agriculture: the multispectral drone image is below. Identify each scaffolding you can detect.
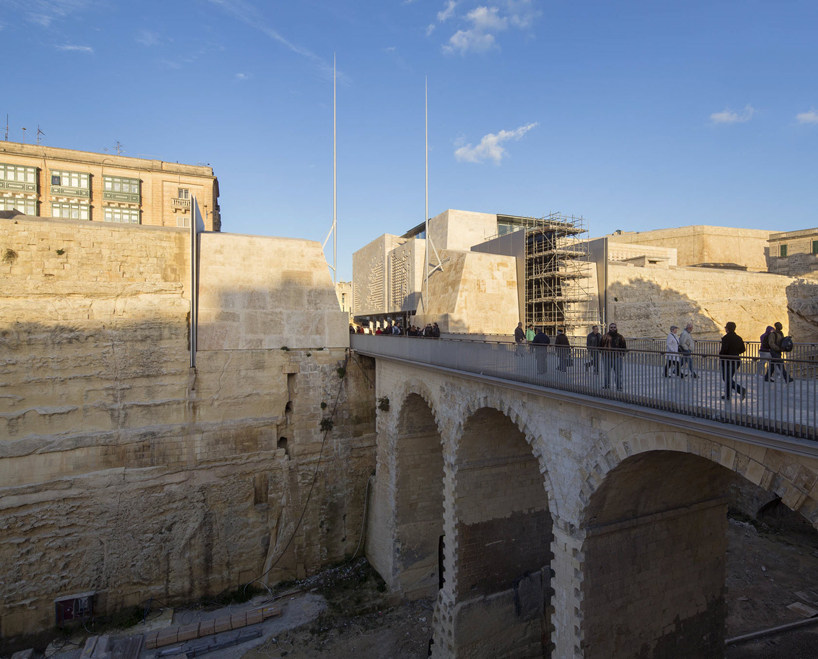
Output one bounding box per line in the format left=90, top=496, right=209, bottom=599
left=524, top=213, right=596, bottom=336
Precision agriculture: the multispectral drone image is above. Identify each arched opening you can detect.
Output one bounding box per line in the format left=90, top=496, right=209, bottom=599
left=449, top=407, right=553, bottom=657
left=582, top=451, right=730, bottom=657
left=394, top=393, right=444, bottom=598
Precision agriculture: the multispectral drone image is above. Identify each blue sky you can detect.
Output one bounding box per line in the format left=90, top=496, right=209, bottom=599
left=2, top=0, right=817, bottom=280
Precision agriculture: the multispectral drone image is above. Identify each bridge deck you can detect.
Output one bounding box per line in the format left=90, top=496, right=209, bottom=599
left=351, top=335, right=818, bottom=442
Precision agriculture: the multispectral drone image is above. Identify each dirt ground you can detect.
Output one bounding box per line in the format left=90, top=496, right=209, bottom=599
left=243, top=516, right=818, bottom=659
left=17, top=514, right=818, bottom=658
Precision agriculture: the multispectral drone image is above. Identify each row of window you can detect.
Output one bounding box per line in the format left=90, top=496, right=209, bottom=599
left=0, top=164, right=37, bottom=183
left=1, top=198, right=141, bottom=224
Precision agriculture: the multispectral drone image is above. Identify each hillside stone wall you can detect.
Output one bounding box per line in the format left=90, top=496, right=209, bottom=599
left=0, top=217, right=375, bottom=639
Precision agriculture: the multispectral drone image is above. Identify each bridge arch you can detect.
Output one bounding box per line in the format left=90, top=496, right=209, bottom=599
left=576, top=427, right=818, bottom=658
left=437, top=405, right=555, bottom=658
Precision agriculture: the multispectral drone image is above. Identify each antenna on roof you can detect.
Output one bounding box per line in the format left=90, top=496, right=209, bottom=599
left=114, top=141, right=123, bottom=155
left=4, top=115, right=8, bottom=141
left=36, top=126, right=45, bottom=145
left=21, top=127, right=27, bottom=143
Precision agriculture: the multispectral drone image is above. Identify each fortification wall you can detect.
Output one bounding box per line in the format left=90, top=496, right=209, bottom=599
left=0, top=217, right=375, bottom=639
left=608, top=262, right=818, bottom=342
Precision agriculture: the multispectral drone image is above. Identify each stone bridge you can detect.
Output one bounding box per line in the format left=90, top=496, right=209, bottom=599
left=353, top=336, right=818, bottom=658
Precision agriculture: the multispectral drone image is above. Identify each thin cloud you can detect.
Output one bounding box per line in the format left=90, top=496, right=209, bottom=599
left=206, top=0, right=335, bottom=79
left=438, top=0, right=458, bottom=22
left=56, top=44, right=93, bottom=53
left=710, top=105, right=755, bottom=124
left=235, top=72, right=250, bottom=80
left=455, top=122, right=537, bottom=164
left=136, top=30, right=161, bottom=47
left=10, top=0, right=94, bottom=28
left=796, top=110, right=818, bottom=124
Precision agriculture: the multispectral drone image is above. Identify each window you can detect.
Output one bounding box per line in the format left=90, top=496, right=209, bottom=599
left=104, top=207, right=140, bottom=224
left=0, top=197, right=37, bottom=215
left=813, top=240, right=818, bottom=256
left=176, top=215, right=190, bottom=228
left=103, top=176, right=141, bottom=203
left=780, top=244, right=788, bottom=258
left=51, top=201, right=90, bottom=220
left=50, top=170, right=90, bottom=196
left=177, top=188, right=189, bottom=199
left=0, top=163, right=37, bottom=192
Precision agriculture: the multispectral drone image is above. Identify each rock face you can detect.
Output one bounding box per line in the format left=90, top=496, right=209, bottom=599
left=0, top=217, right=376, bottom=638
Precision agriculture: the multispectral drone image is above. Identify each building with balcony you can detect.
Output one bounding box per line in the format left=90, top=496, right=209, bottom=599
left=0, top=141, right=220, bottom=230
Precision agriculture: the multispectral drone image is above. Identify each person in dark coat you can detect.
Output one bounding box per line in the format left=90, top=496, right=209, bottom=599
left=600, top=323, right=627, bottom=390
left=532, top=327, right=550, bottom=374
left=767, top=321, right=792, bottom=383
left=555, top=329, right=571, bottom=372
left=514, top=322, right=526, bottom=357
left=585, top=325, right=601, bottom=373
left=719, top=321, right=746, bottom=400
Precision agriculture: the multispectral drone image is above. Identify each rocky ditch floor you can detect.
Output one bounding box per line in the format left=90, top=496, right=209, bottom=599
left=7, top=513, right=818, bottom=658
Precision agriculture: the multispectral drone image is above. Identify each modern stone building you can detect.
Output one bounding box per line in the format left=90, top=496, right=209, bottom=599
left=0, top=141, right=220, bottom=230
left=352, top=212, right=818, bottom=342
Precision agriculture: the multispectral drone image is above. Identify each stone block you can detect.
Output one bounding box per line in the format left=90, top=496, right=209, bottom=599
left=154, top=627, right=179, bottom=647
left=177, top=622, right=200, bottom=642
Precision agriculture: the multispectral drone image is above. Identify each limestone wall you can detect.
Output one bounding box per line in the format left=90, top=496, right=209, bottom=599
left=414, top=250, right=520, bottom=334
left=0, top=217, right=376, bottom=639
left=608, top=262, right=818, bottom=342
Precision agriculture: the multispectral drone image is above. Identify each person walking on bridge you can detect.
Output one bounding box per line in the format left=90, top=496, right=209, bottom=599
left=719, top=321, right=746, bottom=401
left=767, top=322, right=793, bottom=383
left=532, top=327, right=550, bottom=374
left=514, top=322, right=526, bottom=358
left=679, top=323, right=698, bottom=378
left=600, top=323, right=627, bottom=391
left=664, top=325, right=682, bottom=378
left=585, top=325, right=601, bottom=374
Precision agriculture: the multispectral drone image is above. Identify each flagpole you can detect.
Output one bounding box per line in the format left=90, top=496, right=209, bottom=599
left=423, top=77, right=429, bottom=313
left=333, top=54, right=337, bottom=284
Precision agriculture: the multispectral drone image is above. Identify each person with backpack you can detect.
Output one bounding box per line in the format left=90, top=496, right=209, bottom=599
left=767, top=322, right=793, bottom=383
left=758, top=325, right=774, bottom=380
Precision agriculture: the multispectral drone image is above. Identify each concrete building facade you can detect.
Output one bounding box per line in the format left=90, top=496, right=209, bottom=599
left=0, top=141, right=220, bottom=231
left=768, top=227, right=818, bottom=276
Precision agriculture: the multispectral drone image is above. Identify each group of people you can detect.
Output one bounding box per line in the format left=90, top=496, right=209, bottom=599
left=352, top=321, right=440, bottom=337
left=515, top=322, right=628, bottom=390
left=514, top=319, right=795, bottom=401
left=663, top=323, right=699, bottom=379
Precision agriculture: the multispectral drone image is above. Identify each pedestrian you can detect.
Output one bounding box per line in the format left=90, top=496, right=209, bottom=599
left=758, top=325, right=773, bottom=380
left=767, top=322, right=793, bottom=383
left=678, top=323, right=698, bottom=378
left=525, top=324, right=535, bottom=342
left=432, top=322, right=440, bottom=338
left=664, top=326, right=682, bottom=378
left=555, top=329, right=571, bottom=372
left=719, top=321, right=746, bottom=401
left=600, top=322, right=627, bottom=390
left=532, top=327, right=550, bottom=374
left=514, top=322, right=526, bottom=357
left=585, top=325, right=601, bottom=373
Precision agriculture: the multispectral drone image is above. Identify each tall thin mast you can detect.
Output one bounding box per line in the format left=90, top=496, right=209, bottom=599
left=333, top=54, right=337, bottom=283
left=423, top=77, right=429, bottom=312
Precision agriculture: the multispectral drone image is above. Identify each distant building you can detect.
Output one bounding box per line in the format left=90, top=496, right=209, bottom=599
left=0, top=141, right=220, bottom=231
left=767, top=228, right=818, bottom=277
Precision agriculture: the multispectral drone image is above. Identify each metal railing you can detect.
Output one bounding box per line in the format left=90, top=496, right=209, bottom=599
left=351, top=335, right=818, bottom=442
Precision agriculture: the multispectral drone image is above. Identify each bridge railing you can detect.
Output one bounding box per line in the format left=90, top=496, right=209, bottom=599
left=351, top=334, right=817, bottom=442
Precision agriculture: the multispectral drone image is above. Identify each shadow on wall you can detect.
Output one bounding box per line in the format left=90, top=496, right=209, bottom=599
left=785, top=279, right=818, bottom=344
left=607, top=278, right=723, bottom=340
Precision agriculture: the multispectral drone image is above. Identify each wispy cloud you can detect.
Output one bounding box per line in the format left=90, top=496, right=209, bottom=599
left=433, top=0, right=540, bottom=55
left=235, top=72, right=250, bottom=80
left=11, top=0, right=94, bottom=28
left=710, top=105, right=755, bottom=124
left=796, top=109, right=818, bottom=124
left=56, top=44, right=93, bottom=53
left=136, top=30, right=161, bottom=47
left=206, top=0, right=334, bottom=78
left=454, top=122, right=537, bottom=164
